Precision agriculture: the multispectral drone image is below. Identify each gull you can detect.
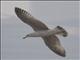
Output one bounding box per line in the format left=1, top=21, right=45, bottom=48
left=15, top=7, right=68, bottom=57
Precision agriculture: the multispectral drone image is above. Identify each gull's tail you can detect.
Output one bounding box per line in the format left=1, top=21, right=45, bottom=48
left=53, top=26, right=68, bottom=37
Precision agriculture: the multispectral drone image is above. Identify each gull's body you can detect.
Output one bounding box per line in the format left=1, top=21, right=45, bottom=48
left=23, top=26, right=67, bottom=38
left=15, top=7, right=68, bottom=57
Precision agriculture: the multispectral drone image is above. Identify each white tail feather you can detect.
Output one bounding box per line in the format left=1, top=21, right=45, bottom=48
left=52, top=26, right=68, bottom=37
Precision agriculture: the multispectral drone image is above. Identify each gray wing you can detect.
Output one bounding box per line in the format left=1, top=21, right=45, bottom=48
left=15, top=7, right=49, bottom=31
left=42, top=35, right=66, bottom=57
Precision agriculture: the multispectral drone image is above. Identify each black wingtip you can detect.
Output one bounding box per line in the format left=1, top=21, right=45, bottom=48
left=15, top=7, right=21, bottom=13
left=15, top=7, right=28, bottom=16
left=61, top=52, right=66, bottom=57
left=60, top=49, right=66, bottom=57
left=57, top=50, right=66, bottom=57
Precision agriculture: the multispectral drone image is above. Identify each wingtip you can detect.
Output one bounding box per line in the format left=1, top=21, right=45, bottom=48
left=56, top=50, right=66, bottom=57
left=15, top=7, right=21, bottom=13
left=59, top=49, right=66, bottom=57
left=15, top=7, right=28, bottom=15
left=61, top=52, right=66, bottom=57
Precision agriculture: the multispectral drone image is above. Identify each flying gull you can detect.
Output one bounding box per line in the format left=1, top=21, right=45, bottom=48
left=15, top=7, right=68, bottom=57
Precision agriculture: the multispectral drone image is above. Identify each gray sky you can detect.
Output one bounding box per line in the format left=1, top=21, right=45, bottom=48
left=1, top=1, right=79, bottom=60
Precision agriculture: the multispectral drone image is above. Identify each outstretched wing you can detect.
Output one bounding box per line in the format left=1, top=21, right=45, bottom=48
left=42, top=35, right=66, bottom=57
left=15, top=7, right=49, bottom=31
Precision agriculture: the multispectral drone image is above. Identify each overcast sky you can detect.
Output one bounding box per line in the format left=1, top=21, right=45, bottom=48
left=1, top=1, right=79, bottom=60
